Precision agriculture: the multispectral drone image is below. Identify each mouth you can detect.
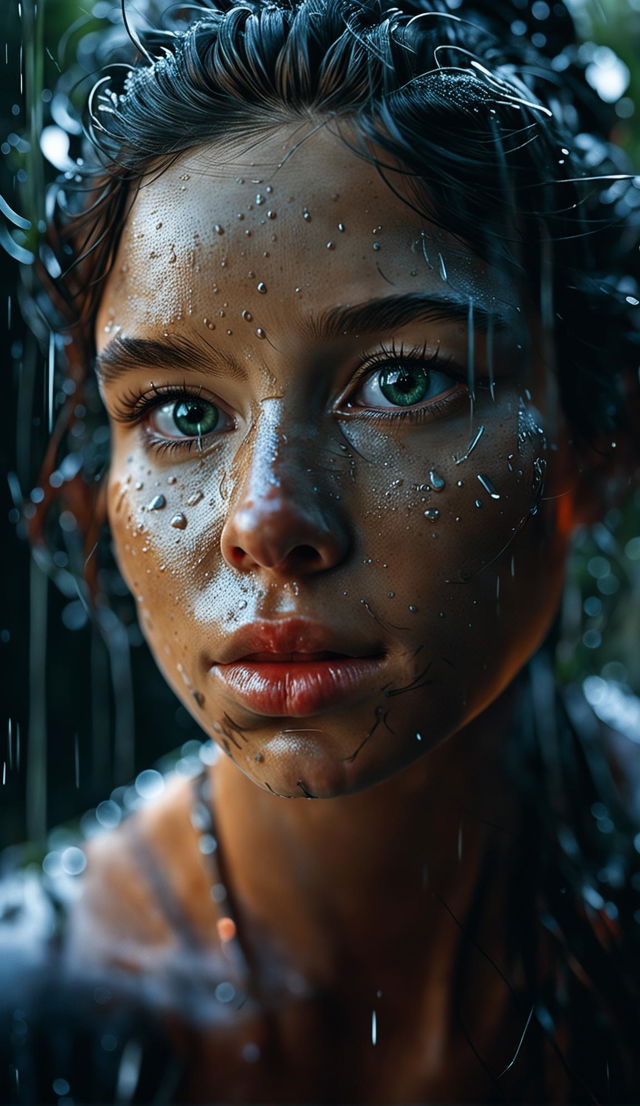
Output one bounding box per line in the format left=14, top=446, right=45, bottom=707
left=208, top=621, right=386, bottom=717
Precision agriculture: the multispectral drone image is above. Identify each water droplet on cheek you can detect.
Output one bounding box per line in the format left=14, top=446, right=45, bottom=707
left=428, top=469, right=445, bottom=491
left=170, top=513, right=188, bottom=530
left=242, top=310, right=253, bottom=321
left=257, top=282, right=267, bottom=294
left=424, top=508, right=440, bottom=521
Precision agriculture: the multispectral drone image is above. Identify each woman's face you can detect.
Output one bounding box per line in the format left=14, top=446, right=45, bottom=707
left=96, top=124, right=577, bottom=798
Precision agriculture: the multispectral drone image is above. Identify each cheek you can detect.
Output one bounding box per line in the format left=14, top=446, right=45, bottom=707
left=107, top=447, right=230, bottom=656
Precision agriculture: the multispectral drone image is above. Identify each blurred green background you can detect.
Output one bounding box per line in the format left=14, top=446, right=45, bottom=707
left=0, top=0, right=639, bottom=848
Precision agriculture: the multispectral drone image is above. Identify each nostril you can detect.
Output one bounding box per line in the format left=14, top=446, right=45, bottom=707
left=296, top=545, right=320, bottom=563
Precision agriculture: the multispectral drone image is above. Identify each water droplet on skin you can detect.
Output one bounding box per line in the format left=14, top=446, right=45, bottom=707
left=214, top=224, right=224, bottom=235
left=148, top=494, right=166, bottom=510
left=187, top=491, right=203, bottom=506
left=456, top=479, right=464, bottom=487
left=167, top=475, right=177, bottom=485
left=170, top=513, right=188, bottom=530
left=255, top=328, right=266, bottom=339
left=408, top=604, right=418, bottom=613
left=242, top=310, right=253, bottom=321
left=135, top=481, right=144, bottom=490
left=255, top=193, right=265, bottom=205
left=267, top=210, right=276, bottom=219
left=424, top=508, right=440, bottom=521
left=326, top=241, right=335, bottom=250
left=226, top=329, right=233, bottom=336
left=477, top=474, right=501, bottom=499
left=387, top=591, right=395, bottom=598
left=372, top=242, right=381, bottom=251
left=257, top=282, right=267, bottom=294
left=337, top=223, right=345, bottom=232
left=237, top=212, right=245, bottom=221
left=204, top=318, right=215, bottom=330
left=475, top=499, right=483, bottom=508
left=294, top=287, right=302, bottom=296
left=303, top=209, right=311, bottom=221
left=428, top=469, right=445, bottom=491
left=438, top=252, right=448, bottom=281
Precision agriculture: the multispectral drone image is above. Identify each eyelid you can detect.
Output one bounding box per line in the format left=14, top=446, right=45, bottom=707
left=337, top=344, right=464, bottom=413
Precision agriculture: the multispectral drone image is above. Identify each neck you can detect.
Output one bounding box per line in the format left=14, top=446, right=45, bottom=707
left=213, top=675, right=527, bottom=992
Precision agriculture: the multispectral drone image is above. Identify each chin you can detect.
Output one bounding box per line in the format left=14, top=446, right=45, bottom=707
left=231, top=724, right=425, bottom=799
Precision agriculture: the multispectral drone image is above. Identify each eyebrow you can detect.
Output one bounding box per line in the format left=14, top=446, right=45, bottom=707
left=95, top=333, right=246, bottom=387
left=95, top=293, right=515, bottom=386
left=313, top=292, right=513, bottom=341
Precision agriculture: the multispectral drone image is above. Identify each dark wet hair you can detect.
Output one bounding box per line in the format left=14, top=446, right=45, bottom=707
left=25, top=3, right=640, bottom=1099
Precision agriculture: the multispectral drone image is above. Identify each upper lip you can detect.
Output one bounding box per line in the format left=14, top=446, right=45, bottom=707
left=214, top=619, right=383, bottom=664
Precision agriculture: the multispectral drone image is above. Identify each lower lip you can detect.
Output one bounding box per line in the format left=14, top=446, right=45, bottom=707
left=210, top=656, right=386, bottom=717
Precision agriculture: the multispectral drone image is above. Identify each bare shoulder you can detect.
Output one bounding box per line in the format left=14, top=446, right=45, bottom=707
left=69, top=770, right=221, bottom=970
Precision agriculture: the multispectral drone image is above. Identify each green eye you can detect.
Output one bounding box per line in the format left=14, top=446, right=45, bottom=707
left=378, top=365, right=430, bottom=407
left=151, top=397, right=221, bottom=439
left=172, top=399, right=219, bottom=436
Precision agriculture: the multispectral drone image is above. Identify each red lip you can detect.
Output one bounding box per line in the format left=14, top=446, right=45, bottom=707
left=209, top=619, right=386, bottom=717
left=215, top=619, right=381, bottom=665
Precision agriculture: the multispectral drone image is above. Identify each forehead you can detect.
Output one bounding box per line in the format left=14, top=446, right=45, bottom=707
left=97, top=123, right=520, bottom=339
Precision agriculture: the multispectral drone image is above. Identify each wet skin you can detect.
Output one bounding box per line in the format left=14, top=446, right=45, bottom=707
left=97, top=123, right=577, bottom=802
left=87, top=123, right=587, bottom=1100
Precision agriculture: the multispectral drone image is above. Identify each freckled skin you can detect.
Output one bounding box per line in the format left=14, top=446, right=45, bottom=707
left=89, top=124, right=586, bottom=1101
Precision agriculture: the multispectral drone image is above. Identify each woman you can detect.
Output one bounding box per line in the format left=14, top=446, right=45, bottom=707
left=2, top=0, right=640, bottom=1102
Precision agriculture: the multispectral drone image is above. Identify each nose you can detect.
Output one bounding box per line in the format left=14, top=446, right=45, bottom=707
left=220, top=426, right=350, bottom=577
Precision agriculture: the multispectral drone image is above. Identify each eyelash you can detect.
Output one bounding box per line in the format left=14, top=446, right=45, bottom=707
left=109, top=346, right=469, bottom=451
